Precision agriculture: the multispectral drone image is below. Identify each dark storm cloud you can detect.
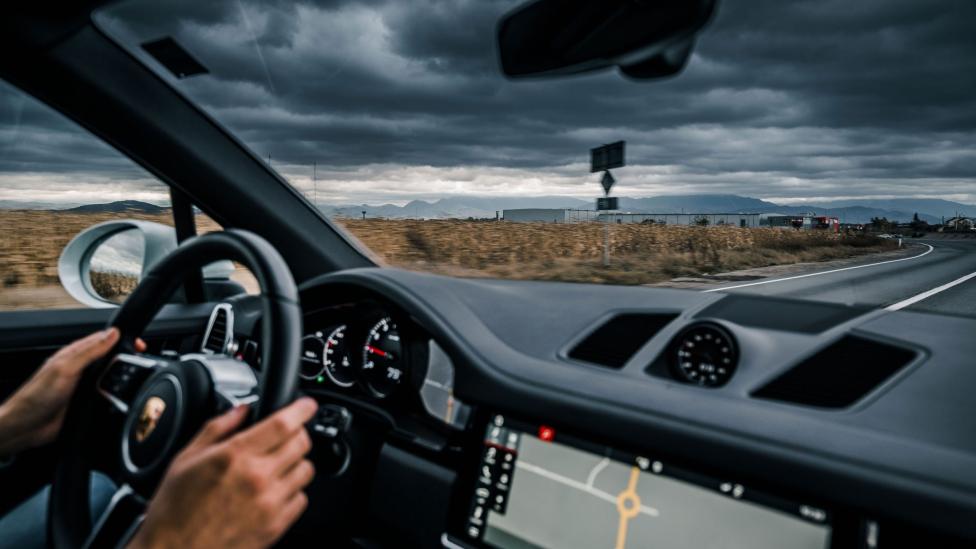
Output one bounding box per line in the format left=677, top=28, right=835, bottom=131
left=0, top=84, right=149, bottom=177
left=2, top=0, right=975, bottom=204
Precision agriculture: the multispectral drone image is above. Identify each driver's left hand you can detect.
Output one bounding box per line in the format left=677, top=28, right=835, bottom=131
left=0, top=328, right=145, bottom=456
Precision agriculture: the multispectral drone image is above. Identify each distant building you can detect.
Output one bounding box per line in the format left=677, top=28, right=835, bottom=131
left=503, top=208, right=763, bottom=227
left=765, top=215, right=839, bottom=232
left=502, top=208, right=599, bottom=223
left=597, top=212, right=762, bottom=228
left=944, top=216, right=974, bottom=230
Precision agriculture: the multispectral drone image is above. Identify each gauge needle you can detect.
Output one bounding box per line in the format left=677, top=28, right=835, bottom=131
left=366, top=345, right=392, bottom=359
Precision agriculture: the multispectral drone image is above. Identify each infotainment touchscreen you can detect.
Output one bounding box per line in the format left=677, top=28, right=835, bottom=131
left=461, top=415, right=831, bottom=549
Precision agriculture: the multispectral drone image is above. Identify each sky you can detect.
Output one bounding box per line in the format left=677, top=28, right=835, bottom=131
left=89, top=228, right=145, bottom=276
left=1, top=0, right=975, bottom=207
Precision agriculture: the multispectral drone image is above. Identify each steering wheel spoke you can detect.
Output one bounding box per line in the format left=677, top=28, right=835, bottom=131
left=83, top=484, right=146, bottom=549
left=97, top=353, right=170, bottom=413
left=181, top=352, right=261, bottom=410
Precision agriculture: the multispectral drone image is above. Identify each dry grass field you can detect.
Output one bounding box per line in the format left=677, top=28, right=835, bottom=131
left=0, top=210, right=896, bottom=309
left=338, top=219, right=897, bottom=285
left=0, top=210, right=219, bottom=309
left=89, top=271, right=139, bottom=303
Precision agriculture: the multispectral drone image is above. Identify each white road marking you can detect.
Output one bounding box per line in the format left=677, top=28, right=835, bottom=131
left=586, top=457, right=610, bottom=488
left=516, top=460, right=660, bottom=517
left=885, top=270, right=976, bottom=311
left=702, top=244, right=935, bottom=293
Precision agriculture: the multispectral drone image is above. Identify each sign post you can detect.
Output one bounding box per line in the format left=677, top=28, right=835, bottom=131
left=591, top=142, right=625, bottom=266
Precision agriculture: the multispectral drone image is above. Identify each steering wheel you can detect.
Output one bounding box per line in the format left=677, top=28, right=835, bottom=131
left=48, top=229, right=303, bottom=549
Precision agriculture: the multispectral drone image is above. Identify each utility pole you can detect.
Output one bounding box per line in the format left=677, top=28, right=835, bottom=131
left=312, top=162, right=317, bottom=207
left=601, top=172, right=614, bottom=266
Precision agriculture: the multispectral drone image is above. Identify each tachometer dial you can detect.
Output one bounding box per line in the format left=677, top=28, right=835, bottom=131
left=299, top=335, right=326, bottom=380
left=323, top=325, right=356, bottom=387
left=362, top=317, right=406, bottom=398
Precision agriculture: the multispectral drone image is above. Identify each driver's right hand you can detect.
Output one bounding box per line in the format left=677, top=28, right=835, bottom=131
left=127, top=397, right=318, bottom=549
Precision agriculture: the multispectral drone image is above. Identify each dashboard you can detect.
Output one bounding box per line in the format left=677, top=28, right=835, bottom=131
left=201, top=269, right=976, bottom=549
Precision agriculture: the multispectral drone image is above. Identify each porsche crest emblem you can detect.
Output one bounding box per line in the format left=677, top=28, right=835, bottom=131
left=135, top=396, right=167, bottom=442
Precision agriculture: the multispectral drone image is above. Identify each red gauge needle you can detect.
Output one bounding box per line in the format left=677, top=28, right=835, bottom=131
left=366, top=345, right=391, bottom=359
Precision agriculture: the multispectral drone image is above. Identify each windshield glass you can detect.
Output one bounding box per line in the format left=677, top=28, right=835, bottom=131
left=95, top=0, right=975, bottom=316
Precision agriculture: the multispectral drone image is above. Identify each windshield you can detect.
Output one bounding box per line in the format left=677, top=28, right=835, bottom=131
left=95, top=0, right=975, bottom=316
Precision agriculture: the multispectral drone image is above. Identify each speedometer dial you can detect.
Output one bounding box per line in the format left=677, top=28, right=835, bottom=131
left=362, top=317, right=406, bottom=398
left=323, top=325, right=356, bottom=387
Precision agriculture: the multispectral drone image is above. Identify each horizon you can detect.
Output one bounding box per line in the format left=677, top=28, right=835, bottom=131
left=3, top=192, right=976, bottom=212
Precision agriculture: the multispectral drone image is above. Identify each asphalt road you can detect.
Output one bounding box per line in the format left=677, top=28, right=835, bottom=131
left=706, top=238, right=976, bottom=317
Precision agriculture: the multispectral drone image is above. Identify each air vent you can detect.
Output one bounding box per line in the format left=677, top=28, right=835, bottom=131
left=568, top=313, right=678, bottom=368
left=752, top=335, right=916, bottom=408
left=202, top=303, right=234, bottom=354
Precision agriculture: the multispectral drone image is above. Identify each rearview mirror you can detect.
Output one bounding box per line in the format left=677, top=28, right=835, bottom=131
left=497, top=0, right=717, bottom=80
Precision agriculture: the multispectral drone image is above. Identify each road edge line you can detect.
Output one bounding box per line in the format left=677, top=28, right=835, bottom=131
left=885, top=270, right=976, bottom=311
left=702, top=243, right=934, bottom=293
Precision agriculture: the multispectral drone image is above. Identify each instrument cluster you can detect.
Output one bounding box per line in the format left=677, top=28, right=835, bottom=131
left=300, top=305, right=414, bottom=400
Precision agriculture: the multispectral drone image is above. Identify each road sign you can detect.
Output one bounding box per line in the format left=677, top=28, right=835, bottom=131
left=591, top=141, right=625, bottom=173
left=600, top=171, right=616, bottom=195
left=596, top=197, right=618, bottom=210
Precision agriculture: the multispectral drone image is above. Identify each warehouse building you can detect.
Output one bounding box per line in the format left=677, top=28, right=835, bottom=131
left=502, top=208, right=599, bottom=223
left=597, top=212, right=762, bottom=228
left=764, top=215, right=840, bottom=232
left=503, top=208, right=762, bottom=227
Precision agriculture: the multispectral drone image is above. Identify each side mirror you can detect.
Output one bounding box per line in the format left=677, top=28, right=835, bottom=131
left=497, top=0, right=717, bottom=80
left=58, top=220, right=236, bottom=308
left=88, top=227, right=144, bottom=304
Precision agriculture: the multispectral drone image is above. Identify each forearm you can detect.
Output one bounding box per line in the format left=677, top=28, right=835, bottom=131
left=0, top=401, right=32, bottom=456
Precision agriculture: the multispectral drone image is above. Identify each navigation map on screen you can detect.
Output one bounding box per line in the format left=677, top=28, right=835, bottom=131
left=464, top=415, right=831, bottom=549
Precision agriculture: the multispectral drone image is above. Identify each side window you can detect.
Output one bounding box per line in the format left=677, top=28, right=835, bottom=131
left=196, top=213, right=260, bottom=296
left=0, top=80, right=171, bottom=310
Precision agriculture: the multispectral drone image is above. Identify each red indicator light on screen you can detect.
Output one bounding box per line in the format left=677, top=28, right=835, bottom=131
left=538, top=425, right=555, bottom=442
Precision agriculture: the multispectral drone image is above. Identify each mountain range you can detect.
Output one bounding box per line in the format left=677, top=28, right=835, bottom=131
left=2, top=195, right=974, bottom=225
left=63, top=200, right=168, bottom=214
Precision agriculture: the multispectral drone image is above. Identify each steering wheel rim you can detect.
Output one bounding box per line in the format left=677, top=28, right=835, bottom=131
left=49, top=229, right=302, bottom=549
